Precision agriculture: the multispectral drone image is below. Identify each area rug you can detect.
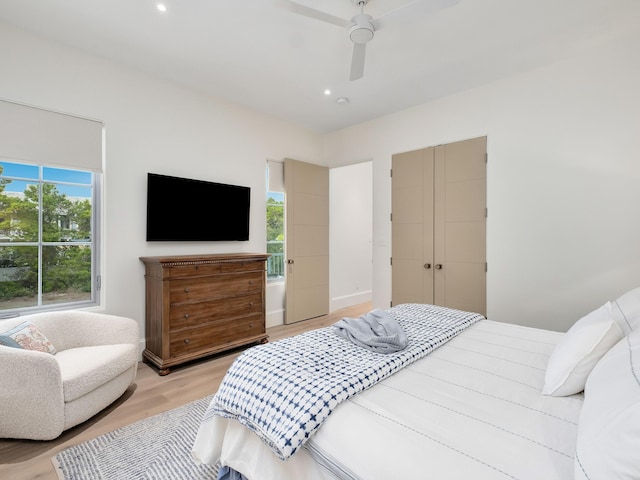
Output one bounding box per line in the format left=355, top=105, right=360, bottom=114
left=52, top=395, right=219, bottom=480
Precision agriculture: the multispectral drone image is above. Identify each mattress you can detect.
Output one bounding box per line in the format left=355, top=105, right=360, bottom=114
left=192, top=319, right=583, bottom=480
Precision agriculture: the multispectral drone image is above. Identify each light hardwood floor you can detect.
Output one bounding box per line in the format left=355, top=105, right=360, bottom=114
left=0, top=302, right=370, bottom=480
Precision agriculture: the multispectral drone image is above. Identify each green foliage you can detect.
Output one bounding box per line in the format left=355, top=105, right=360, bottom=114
left=0, top=281, right=35, bottom=300
left=0, top=169, right=93, bottom=307
left=266, top=195, right=285, bottom=277
left=266, top=196, right=284, bottom=251
left=43, top=246, right=92, bottom=293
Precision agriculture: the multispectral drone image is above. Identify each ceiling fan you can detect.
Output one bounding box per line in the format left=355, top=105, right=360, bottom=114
left=277, top=0, right=460, bottom=81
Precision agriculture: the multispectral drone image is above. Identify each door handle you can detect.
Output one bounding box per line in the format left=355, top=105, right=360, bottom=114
left=423, top=263, right=431, bottom=269
left=287, top=259, right=294, bottom=264
left=435, top=264, right=443, bottom=270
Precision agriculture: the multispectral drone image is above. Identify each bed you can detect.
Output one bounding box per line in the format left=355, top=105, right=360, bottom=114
left=192, top=293, right=640, bottom=480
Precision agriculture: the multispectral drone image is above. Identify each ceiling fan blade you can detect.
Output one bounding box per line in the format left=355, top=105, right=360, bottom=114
left=349, top=43, right=366, bottom=81
left=371, top=0, right=460, bottom=31
left=276, top=0, right=351, bottom=29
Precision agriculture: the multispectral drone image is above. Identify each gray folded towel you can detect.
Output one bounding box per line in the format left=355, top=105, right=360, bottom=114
left=333, top=308, right=408, bottom=354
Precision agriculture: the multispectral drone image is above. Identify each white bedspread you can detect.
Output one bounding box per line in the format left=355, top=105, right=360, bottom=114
left=193, top=318, right=583, bottom=480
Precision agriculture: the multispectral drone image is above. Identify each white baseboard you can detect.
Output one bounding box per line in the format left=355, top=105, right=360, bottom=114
left=331, top=290, right=372, bottom=312
left=266, top=309, right=284, bottom=328
left=137, top=339, right=145, bottom=361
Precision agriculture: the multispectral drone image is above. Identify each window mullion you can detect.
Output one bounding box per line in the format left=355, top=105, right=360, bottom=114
left=37, top=166, right=43, bottom=307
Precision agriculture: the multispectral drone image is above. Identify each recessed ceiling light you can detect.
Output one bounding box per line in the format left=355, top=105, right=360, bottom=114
left=157, top=3, right=167, bottom=12
left=324, top=89, right=331, bottom=96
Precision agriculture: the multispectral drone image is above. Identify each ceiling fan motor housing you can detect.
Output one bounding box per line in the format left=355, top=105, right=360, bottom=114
left=349, top=13, right=374, bottom=44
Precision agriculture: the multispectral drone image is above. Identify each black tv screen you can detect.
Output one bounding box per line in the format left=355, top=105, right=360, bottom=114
left=146, top=173, right=250, bottom=241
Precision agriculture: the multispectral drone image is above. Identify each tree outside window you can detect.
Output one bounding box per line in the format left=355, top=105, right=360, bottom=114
left=0, top=161, right=96, bottom=312
left=266, top=192, right=284, bottom=280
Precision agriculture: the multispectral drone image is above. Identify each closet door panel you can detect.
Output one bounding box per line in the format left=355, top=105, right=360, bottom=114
left=446, top=222, right=485, bottom=263
left=435, top=137, right=486, bottom=315
left=445, top=137, right=487, bottom=181
left=393, top=223, right=424, bottom=259
left=391, top=148, right=434, bottom=306
left=392, top=185, right=423, bottom=223
left=443, top=262, right=486, bottom=314
left=445, top=179, right=486, bottom=222
left=392, top=259, right=426, bottom=306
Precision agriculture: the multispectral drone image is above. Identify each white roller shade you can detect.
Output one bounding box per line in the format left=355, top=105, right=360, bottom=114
left=0, top=99, right=103, bottom=172
left=268, top=160, right=284, bottom=192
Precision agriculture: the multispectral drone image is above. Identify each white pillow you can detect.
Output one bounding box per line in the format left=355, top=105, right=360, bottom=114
left=611, top=286, right=640, bottom=334
left=574, top=328, right=640, bottom=479
left=542, top=302, right=623, bottom=396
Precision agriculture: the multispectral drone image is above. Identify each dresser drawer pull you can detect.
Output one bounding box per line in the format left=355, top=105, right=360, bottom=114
left=248, top=302, right=254, bottom=308
left=248, top=280, right=254, bottom=285
left=184, top=313, right=190, bottom=319
left=184, top=287, right=190, bottom=293
left=184, top=339, right=190, bottom=344
left=249, top=324, right=253, bottom=328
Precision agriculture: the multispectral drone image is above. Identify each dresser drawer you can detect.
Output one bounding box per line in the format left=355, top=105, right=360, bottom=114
left=167, top=263, right=223, bottom=278
left=170, top=272, right=262, bottom=304
left=170, top=315, right=265, bottom=358
left=167, top=260, right=264, bottom=279
left=169, top=292, right=263, bottom=331
left=220, top=261, right=264, bottom=274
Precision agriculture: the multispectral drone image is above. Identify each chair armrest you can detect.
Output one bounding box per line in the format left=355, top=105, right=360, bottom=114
left=0, top=346, right=65, bottom=440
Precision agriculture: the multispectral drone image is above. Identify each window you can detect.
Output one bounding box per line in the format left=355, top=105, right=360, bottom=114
left=0, top=160, right=99, bottom=313
left=266, top=191, right=284, bottom=280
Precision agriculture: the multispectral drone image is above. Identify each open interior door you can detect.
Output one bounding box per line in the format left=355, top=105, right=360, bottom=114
left=284, top=158, right=329, bottom=324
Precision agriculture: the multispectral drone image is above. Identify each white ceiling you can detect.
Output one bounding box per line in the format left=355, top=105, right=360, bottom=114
left=0, top=0, right=636, bottom=133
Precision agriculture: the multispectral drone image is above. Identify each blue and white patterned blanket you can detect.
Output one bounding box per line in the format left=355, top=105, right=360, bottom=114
left=202, top=303, right=483, bottom=460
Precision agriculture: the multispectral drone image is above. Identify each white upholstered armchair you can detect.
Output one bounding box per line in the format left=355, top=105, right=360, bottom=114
left=0, top=310, right=139, bottom=440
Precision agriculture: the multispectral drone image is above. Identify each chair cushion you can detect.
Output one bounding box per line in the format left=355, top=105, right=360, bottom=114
left=56, top=344, right=138, bottom=402
left=0, top=321, right=57, bottom=354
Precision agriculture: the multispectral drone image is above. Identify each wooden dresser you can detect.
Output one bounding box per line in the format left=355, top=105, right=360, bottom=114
left=139, top=253, right=270, bottom=375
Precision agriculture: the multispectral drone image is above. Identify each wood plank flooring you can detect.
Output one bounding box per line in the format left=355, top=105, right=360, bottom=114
left=0, top=302, right=370, bottom=480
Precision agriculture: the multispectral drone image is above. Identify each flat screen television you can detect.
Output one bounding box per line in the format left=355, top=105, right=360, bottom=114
left=146, top=173, right=250, bottom=241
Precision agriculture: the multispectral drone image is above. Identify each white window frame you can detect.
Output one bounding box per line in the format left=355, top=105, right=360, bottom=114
left=0, top=160, right=101, bottom=316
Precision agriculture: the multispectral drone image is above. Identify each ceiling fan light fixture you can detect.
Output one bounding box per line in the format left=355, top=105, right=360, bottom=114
left=349, top=25, right=374, bottom=44
left=349, top=14, right=374, bottom=44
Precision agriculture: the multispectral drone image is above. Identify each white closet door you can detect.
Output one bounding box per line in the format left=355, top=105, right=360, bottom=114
left=391, top=147, right=434, bottom=306
left=392, top=137, right=486, bottom=316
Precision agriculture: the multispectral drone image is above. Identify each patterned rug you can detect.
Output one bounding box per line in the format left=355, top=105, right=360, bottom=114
left=53, top=395, right=218, bottom=480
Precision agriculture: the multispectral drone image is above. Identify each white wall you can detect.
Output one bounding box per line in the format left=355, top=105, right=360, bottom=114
left=3, top=17, right=639, bottom=336
left=330, top=162, right=373, bottom=311
left=0, top=23, right=323, bottom=336
left=323, top=22, right=640, bottom=332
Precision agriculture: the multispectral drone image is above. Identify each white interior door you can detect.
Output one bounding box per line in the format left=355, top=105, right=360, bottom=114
left=284, top=158, right=329, bottom=323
